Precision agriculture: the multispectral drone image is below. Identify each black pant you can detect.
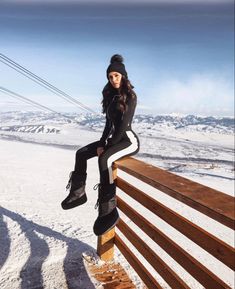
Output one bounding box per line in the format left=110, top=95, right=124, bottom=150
left=74, top=130, right=139, bottom=185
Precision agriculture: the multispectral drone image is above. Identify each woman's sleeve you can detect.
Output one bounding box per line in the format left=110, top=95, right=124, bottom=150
left=107, top=94, right=136, bottom=146
left=98, top=115, right=113, bottom=147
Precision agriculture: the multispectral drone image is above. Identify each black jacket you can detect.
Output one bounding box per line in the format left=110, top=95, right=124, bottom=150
left=99, top=93, right=137, bottom=147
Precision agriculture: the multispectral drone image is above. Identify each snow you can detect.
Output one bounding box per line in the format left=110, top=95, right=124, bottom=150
left=0, top=140, right=101, bottom=289
left=0, top=112, right=234, bottom=289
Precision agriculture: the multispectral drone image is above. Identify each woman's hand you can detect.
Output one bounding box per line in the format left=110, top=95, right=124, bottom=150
left=97, top=147, right=104, bottom=156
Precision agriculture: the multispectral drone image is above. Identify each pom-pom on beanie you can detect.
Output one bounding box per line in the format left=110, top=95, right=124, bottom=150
left=106, top=54, right=128, bottom=79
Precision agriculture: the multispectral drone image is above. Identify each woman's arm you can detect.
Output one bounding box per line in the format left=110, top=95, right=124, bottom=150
left=98, top=115, right=113, bottom=147
left=107, top=94, right=137, bottom=146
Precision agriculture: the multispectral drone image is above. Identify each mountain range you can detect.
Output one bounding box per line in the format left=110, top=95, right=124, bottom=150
left=0, top=111, right=233, bottom=135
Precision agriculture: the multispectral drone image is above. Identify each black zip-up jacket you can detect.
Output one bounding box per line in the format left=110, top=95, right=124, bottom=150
left=98, top=93, right=137, bottom=148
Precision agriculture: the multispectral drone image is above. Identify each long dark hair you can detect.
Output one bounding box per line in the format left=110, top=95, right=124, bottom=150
left=101, top=76, right=136, bottom=114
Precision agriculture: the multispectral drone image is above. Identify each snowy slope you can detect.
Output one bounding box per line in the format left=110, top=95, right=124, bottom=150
left=0, top=111, right=233, bottom=194
left=0, top=140, right=101, bottom=289
left=0, top=139, right=234, bottom=289
left=0, top=111, right=234, bottom=289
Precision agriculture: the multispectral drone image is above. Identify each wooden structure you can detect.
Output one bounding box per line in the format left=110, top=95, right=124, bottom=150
left=97, top=157, right=235, bottom=289
left=86, top=260, right=136, bottom=289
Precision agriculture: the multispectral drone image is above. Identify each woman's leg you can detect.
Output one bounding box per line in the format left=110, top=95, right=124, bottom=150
left=74, top=140, right=100, bottom=174
left=98, top=131, right=139, bottom=185
left=93, top=131, right=139, bottom=235
left=61, top=140, right=100, bottom=210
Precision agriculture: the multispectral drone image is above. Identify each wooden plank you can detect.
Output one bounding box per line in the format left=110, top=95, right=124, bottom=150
left=114, top=157, right=235, bottom=229
left=112, top=163, right=118, bottom=181
left=117, top=196, right=231, bottom=289
left=117, top=177, right=235, bottom=270
left=86, top=261, right=136, bottom=289
left=117, top=218, right=190, bottom=289
left=97, top=228, right=115, bottom=261
left=114, top=233, right=163, bottom=289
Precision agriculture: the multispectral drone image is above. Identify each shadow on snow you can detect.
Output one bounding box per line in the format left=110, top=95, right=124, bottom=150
left=0, top=206, right=96, bottom=289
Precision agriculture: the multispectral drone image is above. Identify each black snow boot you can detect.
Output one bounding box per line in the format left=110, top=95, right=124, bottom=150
left=61, top=171, right=87, bottom=210
left=93, top=183, right=120, bottom=236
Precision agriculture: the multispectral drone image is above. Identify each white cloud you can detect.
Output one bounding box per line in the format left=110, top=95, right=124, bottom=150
left=149, top=73, right=234, bottom=116
left=136, top=104, right=153, bottom=110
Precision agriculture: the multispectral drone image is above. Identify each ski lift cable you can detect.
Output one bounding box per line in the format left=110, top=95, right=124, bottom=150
left=0, top=86, right=60, bottom=114
left=0, top=53, right=93, bottom=112
left=0, top=59, right=82, bottom=109
left=0, top=53, right=95, bottom=114
left=0, top=86, right=74, bottom=121
left=0, top=87, right=50, bottom=112
left=0, top=53, right=97, bottom=114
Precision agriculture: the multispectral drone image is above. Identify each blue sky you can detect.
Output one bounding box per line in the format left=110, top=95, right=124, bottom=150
left=0, top=0, right=234, bottom=116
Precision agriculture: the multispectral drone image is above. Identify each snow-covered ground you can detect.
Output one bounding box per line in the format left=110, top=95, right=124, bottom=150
left=0, top=111, right=234, bottom=289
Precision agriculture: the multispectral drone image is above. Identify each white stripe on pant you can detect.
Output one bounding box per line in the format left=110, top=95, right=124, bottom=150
left=107, top=131, right=139, bottom=184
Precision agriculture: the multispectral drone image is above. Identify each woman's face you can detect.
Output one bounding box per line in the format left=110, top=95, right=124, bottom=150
left=108, top=71, right=122, bottom=89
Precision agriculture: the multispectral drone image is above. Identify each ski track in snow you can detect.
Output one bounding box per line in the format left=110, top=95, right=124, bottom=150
left=0, top=120, right=234, bottom=289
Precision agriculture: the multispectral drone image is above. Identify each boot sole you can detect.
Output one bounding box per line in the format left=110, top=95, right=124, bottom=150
left=99, top=216, right=120, bottom=236
left=61, top=194, right=87, bottom=210
left=93, top=208, right=120, bottom=236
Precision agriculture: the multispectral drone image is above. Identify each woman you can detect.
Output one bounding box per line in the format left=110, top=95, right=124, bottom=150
left=61, top=54, right=140, bottom=236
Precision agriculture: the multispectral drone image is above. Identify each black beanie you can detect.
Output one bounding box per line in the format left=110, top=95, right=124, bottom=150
left=106, top=54, right=128, bottom=79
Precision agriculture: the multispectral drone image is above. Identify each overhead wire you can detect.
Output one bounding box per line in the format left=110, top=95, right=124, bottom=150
left=0, top=59, right=78, bottom=108
left=0, top=86, right=74, bottom=121
left=0, top=53, right=97, bottom=114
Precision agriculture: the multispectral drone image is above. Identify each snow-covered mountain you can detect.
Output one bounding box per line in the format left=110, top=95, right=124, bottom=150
left=0, top=124, right=60, bottom=134
left=0, top=110, right=233, bottom=184
left=0, top=111, right=233, bottom=135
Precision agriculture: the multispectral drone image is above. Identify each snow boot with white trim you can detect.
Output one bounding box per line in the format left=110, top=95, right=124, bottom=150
left=93, top=183, right=120, bottom=236
left=61, top=171, right=87, bottom=210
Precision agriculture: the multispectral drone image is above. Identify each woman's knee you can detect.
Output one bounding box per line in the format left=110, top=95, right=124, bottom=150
left=76, top=146, right=88, bottom=159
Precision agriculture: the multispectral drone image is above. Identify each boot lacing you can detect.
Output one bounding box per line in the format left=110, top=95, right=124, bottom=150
left=66, top=171, right=73, bottom=190
left=93, top=183, right=102, bottom=209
